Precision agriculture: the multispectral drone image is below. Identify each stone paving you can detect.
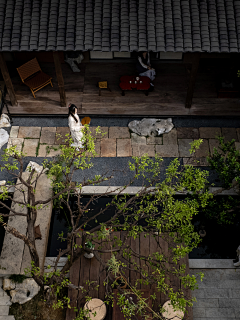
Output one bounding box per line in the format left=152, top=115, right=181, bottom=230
left=191, top=268, right=240, bottom=320
left=6, top=126, right=240, bottom=164
left=0, top=278, right=14, bottom=320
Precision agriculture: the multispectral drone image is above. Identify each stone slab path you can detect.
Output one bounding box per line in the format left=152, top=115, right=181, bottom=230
left=191, top=268, right=240, bottom=320
left=0, top=278, right=14, bottom=320
left=6, top=126, right=240, bottom=165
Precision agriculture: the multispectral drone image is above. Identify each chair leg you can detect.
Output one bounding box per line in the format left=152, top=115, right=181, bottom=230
left=107, top=87, right=111, bottom=92
left=99, top=88, right=101, bottom=96
left=31, top=89, right=36, bottom=98
left=50, top=80, right=53, bottom=87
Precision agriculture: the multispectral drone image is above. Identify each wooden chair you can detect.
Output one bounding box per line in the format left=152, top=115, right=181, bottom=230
left=98, top=81, right=111, bottom=96
left=16, top=58, right=53, bottom=98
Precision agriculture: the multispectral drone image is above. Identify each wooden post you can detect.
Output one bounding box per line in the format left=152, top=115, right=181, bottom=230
left=0, top=53, right=17, bottom=106
left=185, top=53, right=200, bottom=109
left=53, top=51, right=66, bottom=108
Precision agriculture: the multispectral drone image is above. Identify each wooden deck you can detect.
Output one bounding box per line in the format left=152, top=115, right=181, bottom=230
left=66, top=232, right=192, bottom=320
left=3, top=60, right=240, bottom=116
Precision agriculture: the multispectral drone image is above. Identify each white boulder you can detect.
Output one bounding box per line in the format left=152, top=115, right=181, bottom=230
left=26, top=161, right=47, bottom=174
left=0, top=128, right=9, bottom=150
left=128, top=118, right=174, bottom=137
left=3, top=278, right=15, bottom=291
left=0, top=114, right=11, bottom=128
left=10, top=278, right=40, bottom=304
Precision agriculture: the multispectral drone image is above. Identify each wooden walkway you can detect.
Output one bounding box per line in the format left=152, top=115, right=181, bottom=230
left=3, top=61, right=240, bottom=116
left=66, top=232, right=192, bottom=320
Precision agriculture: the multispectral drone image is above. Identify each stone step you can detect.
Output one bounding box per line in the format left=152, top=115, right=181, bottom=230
left=0, top=317, right=15, bottom=320
left=0, top=306, right=9, bottom=315
left=0, top=296, right=11, bottom=306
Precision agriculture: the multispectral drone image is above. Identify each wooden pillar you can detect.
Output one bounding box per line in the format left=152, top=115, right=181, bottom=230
left=0, top=53, right=17, bottom=106
left=53, top=51, right=67, bottom=108
left=185, top=53, right=200, bottom=109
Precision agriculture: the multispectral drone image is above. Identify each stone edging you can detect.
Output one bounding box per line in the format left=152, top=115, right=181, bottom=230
left=189, top=259, right=237, bottom=269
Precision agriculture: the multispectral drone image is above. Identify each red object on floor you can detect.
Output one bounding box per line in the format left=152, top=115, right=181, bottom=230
left=119, top=76, right=150, bottom=91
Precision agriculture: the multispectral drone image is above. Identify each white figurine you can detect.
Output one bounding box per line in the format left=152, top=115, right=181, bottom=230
left=68, top=104, right=84, bottom=150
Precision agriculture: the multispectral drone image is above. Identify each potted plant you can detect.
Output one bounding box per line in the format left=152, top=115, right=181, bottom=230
left=84, top=240, right=95, bottom=259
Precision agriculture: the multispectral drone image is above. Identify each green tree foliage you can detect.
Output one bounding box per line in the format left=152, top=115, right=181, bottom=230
left=0, top=130, right=217, bottom=319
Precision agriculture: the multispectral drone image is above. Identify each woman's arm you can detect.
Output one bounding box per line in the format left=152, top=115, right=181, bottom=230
left=138, top=56, right=148, bottom=69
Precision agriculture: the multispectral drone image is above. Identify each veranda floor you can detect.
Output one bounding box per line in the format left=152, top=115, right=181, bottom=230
left=4, top=60, right=240, bottom=116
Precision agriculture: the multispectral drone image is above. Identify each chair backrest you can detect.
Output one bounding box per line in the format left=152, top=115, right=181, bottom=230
left=16, top=58, right=41, bottom=82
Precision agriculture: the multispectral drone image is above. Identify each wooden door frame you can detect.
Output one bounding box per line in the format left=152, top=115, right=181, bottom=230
left=53, top=51, right=67, bottom=108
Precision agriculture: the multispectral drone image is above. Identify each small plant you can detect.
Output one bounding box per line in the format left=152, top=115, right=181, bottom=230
left=85, top=240, right=94, bottom=249
left=9, top=274, right=27, bottom=284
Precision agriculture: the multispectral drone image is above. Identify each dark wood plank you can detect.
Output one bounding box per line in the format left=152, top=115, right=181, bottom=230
left=0, top=53, right=18, bottom=106
left=149, top=234, right=159, bottom=311
left=66, top=235, right=81, bottom=320
left=181, top=255, right=193, bottom=320
left=53, top=51, right=67, bottom=107
left=120, top=231, right=130, bottom=284
left=140, top=233, right=150, bottom=290
left=130, top=235, right=140, bottom=289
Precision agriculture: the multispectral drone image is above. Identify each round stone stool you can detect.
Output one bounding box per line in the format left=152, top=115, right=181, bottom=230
left=84, top=298, right=107, bottom=320
left=162, top=300, right=184, bottom=320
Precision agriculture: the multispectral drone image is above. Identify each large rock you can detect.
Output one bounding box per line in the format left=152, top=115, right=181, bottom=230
left=0, top=114, right=11, bottom=128
left=26, top=161, right=47, bottom=174
left=10, top=279, right=40, bottom=304
left=0, top=129, right=9, bottom=150
left=128, top=118, right=174, bottom=137
left=3, top=279, right=15, bottom=291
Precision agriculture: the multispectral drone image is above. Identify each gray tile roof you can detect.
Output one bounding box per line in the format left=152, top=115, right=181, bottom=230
left=0, top=0, right=239, bottom=52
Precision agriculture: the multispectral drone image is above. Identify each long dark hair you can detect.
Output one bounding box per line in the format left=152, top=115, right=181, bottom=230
left=68, top=104, right=78, bottom=123
left=138, top=51, right=148, bottom=63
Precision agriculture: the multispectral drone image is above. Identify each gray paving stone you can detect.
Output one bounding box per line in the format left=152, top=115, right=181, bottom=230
left=0, top=296, right=11, bottom=306
left=219, top=280, right=240, bottom=288
left=194, top=139, right=210, bottom=158
left=205, top=307, right=235, bottom=318
left=235, top=142, right=240, bottom=152
left=199, top=127, right=221, bottom=139
left=146, top=136, right=162, bottom=145
left=18, top=126, right=41, bottom=139
left=0, top=306, right=9, bottom=315
left=178, top=139, right=193, bottom=157
left=131, top=133, right=146, bottom=145
left=22, top=139, right=39, bottom=157
left=9, top=126, right=19, bottom=138
left=0, top=317, right=15, bottom=320
left=163, top=128, right=177, bottom=145
left=218, top=298, right=240, bottom=308
left=221, top=127, right=238, bottom=142
left=209, top=139, right=224, bottom=156
left=155, top=144, right=179, bottom=157
left=231, top=288, right=240, bottom=298
left=40, top=127, right=56, bottom=144
left=204, top=288, right=231, bottom=299
left=183, top=158, right=208, bottom=166
left=193, top=298, right=219, bottom=308
left=193, top=307, right=206, bottom=318
left=177, top=127, right=200, bottom=139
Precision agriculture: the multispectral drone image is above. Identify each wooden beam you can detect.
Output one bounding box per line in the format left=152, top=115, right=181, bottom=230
left=53, top=51, right=67, bottom=108
left=0, top=53, right=17, bottom=106
left=185, top=53, right=200, bottom=108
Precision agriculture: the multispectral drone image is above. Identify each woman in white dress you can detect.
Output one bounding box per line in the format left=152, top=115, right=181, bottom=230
left=68, top=104, right=84, bottom=149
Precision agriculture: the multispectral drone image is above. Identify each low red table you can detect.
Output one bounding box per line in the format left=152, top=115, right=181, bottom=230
left=119, top=76, right=151, bottom=96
